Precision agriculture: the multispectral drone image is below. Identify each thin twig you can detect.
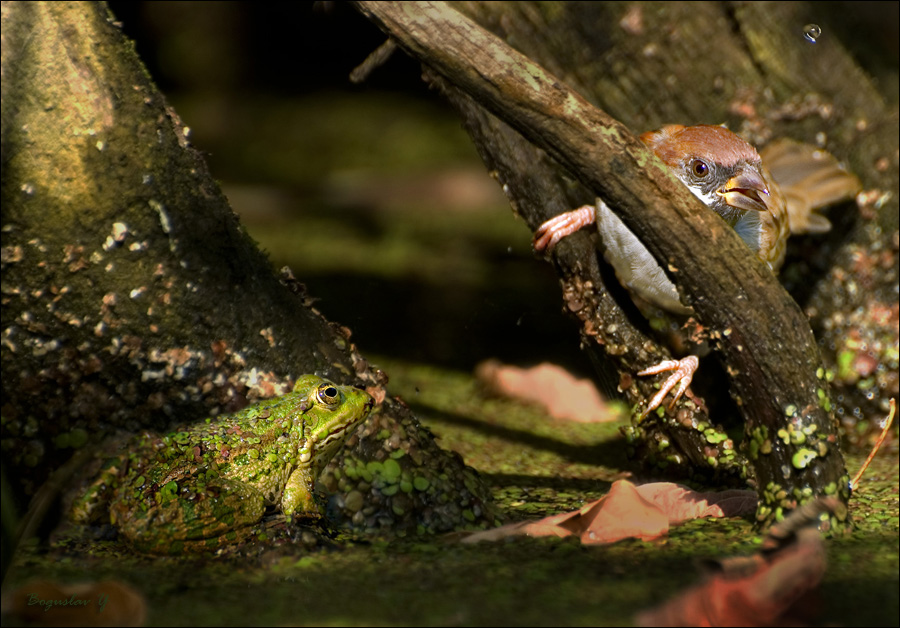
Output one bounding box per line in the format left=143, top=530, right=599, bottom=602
left=350, top=38, right=397, bottom=83
left=850, top=398, right=896, bottom=491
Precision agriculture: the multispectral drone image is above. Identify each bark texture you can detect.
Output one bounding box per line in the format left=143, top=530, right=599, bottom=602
left=0, top=1, right=496, bottom=536
left=446, top=1, right=898, bottom=450
left=352, top=0, right=899, bottom=525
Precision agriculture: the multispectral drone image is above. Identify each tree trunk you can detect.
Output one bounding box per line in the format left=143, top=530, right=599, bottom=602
left=0, top=1, right=496, bottom=537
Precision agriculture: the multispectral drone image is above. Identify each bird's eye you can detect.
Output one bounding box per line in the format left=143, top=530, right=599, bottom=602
left=690, top=159, right=709, bottom=178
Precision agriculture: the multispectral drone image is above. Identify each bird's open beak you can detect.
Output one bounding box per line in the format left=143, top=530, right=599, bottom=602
left=717, top=166, right=770, bottom=212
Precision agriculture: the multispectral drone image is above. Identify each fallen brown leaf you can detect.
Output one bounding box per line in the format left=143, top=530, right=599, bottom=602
left=475, top=360, right=615, bottom=422
left=636, top=497, right=841, bottom=627
left=462, top=480, right=757, bottom=545
left=635, top=482, right=758, bottom=524
left=636, top=536, right=824, bottom=627
left=579, top=479, right=671, bottom=544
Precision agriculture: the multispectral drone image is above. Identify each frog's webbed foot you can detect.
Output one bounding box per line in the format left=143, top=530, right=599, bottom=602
left=533, top=204, right=596, bottom=252
left=284, top=509, right=338, bottom=546
left=286, top=507, right=324, bottom=526
left=637, top=355, right=700, bottom=419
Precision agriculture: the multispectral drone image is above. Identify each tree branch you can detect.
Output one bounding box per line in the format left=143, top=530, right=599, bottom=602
left=354, top=0, right=850, bottom=523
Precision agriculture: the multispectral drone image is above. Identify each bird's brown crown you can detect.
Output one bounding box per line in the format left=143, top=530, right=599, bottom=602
left=641, top=124, right=760, bottom=169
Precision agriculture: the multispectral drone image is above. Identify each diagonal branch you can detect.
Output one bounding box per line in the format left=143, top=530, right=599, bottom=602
left=353, top=0, right=850, bottom=525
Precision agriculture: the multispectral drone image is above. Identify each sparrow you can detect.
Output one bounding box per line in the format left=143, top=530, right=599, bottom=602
left=533, top=124, right=860, bottom=417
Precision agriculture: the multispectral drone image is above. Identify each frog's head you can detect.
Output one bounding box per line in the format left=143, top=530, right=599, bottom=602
left=293, top=375, right=374, bottom=470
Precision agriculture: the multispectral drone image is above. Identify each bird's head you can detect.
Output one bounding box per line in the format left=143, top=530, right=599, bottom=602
left=641, top=125, right=771, bottom=228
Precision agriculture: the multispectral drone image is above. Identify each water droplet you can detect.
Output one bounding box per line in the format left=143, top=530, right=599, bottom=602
left=803, top=24, right=821, bottom=43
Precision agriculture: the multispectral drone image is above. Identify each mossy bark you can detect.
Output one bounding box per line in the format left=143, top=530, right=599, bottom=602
left=0, top=1, right=496, bottom=539
left=352, top=1, right=900, bottom=525
left=1, top=0, right=359, bottom=488
left=448, top=1, right=898, bottom=450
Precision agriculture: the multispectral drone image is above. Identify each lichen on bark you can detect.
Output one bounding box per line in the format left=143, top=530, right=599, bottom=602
left=0, top=1, right=497, bottom=542
left=351, top=0, right=894, bottom=526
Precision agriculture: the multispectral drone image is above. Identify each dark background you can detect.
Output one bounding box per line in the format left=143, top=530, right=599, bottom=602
left=102, top=1, right=899, bottom=383
left=105, top=1, right=595, bottom=376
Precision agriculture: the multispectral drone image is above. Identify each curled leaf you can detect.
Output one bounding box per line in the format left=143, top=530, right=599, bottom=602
left=637, top=497, right=842, bottom=627
left=635, top=482, right=758, bottom=524
left=475, top=360, right=615, bottom=422
left=636, top=536, right=824, bottom=627
left=462, top=480, right=756, bottom=545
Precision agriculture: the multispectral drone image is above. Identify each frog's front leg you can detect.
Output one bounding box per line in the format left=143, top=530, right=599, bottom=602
left=281, top=466, right=321, bottom=522
left=112, top=477, right=266, bottom=554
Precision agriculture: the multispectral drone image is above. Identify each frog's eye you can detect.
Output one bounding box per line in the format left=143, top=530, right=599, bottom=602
left=315, top=383, right=341, bottom=406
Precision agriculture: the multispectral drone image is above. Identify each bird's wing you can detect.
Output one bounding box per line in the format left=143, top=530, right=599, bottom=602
left=760, top=139, right=861, bottom=235
left=595, top=199, right=694, bottom=316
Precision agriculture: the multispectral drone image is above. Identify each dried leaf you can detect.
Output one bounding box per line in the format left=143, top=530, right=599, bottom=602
left=637, top=497, right=840, bottom=627
left=579, top=479, right=670, bottom=544
left=475, top=360, right=615, bottom=422
left=462, top=480, right=755, bottom=545
left=636, top=528, right=825, bottom=627
left=635, top=482, right=757, bottom=523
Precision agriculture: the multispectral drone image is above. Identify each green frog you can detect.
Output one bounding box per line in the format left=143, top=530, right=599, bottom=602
left=71, top=374, right=374, bottom=554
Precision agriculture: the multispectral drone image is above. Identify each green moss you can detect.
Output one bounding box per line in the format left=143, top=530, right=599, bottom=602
left=14, top=360, right=898, bottom=626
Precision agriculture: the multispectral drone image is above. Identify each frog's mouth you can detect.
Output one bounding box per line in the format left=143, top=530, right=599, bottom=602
left=306, top=396, right=374, bottom=466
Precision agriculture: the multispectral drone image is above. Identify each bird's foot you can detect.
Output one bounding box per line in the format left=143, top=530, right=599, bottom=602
left=533, top=204, right=596, bottom=252
left=637, top=355, right=700, bottom=419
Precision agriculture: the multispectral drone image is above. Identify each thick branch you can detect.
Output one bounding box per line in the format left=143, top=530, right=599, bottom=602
left=354, top=1, right=849, bottom=521
left=429, top=74, right=736, bottom=479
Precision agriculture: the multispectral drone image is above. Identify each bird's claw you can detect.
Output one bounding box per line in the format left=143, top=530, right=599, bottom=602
left=533, top=204, right=596, bottom=252
left=637, top=355, right=700, bottom=419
